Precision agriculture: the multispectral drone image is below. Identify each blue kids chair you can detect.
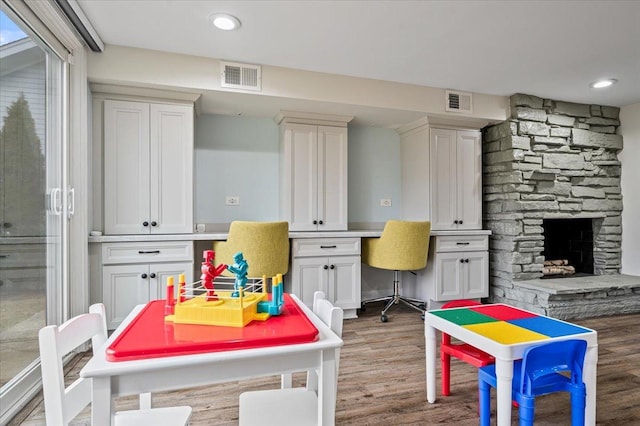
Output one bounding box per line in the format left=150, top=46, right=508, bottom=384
left=478, top=339, right=587, bottom=426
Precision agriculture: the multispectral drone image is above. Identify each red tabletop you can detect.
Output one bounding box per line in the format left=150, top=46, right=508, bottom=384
left=106, top=293, right=319, bottom=361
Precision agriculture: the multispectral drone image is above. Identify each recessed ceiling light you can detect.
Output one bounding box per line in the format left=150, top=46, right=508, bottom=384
left=210, top=13, right=241, bottom=31
left=590, top=79, right=617, bottom=89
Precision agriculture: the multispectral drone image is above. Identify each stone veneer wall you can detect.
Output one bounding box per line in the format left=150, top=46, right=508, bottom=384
left=482, top=94, right=623, bottom=303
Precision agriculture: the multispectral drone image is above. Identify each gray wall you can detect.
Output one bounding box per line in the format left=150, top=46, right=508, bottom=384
left=194, top=114, right=403, bottom=227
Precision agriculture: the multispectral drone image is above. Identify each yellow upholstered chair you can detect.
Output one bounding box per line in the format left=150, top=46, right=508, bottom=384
left=361, top=220, right=431, bottom=322
left=213, top=221, right=290, bottom=278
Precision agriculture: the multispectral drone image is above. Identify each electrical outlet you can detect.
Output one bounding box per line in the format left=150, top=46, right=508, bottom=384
left=380, top=198, right=392, bottom=207
left=225, top=196, right=240, bottom=206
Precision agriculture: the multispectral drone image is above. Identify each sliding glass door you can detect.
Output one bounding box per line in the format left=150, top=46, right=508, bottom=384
left=0, top=6, right=66, bottom=421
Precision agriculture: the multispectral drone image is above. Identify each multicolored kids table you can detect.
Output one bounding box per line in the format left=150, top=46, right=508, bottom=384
left=424, top=303, right=598, bottom=426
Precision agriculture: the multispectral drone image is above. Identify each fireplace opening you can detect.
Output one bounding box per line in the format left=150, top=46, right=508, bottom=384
left=542, top=218, right=594, bottom=278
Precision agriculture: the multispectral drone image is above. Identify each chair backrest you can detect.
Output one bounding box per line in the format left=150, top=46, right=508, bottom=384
left=39, top=303, right=108, bottom=425
left=440, top=300, right=483, bottom=345
left=362, top=220, right=431, bottom=270
left=519, top=339, right=587, bottom=396
left=306, top=291, right=344, bottom=394
left=213, top=221, right=290, bottom=277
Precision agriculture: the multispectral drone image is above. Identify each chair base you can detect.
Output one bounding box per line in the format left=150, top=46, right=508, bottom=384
left=361, top=270, right=425, bottom=321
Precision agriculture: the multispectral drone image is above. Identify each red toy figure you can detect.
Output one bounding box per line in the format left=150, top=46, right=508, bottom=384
left=201, top=250, right=227, bottom=301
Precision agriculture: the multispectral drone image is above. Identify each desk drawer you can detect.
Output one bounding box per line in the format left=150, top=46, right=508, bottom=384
left=102, top=241, right=193, bottom=264
left=435, top=235, right=488, bottom=252
left=292, top=238, right=361, bottom=257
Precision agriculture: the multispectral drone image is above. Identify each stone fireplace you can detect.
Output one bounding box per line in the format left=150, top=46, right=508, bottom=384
left=482, top=94, right=640, bottom=319
left=542, top=218, right=594, bottom=277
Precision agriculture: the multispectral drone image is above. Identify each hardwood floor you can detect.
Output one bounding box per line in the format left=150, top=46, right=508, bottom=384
left=12, top=303, right=640, bottom=425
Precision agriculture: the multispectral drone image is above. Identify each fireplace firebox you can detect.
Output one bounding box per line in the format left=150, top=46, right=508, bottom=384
left=542, top=218, right=594, bottom=277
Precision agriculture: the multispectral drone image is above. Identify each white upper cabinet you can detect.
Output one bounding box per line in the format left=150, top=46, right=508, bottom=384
left=430, top=128, right=481, bottom=230
left=279, top=113, right=350, bottom=231
left=104, top=100, right=193, bottom=235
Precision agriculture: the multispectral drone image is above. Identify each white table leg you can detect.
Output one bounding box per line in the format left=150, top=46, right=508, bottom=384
left=584, top=344, right=598, bottom=426
left=139, top=392, right=152, bottom=409
left=425, top=324, right=437, bottom=403
left=92, top=376, right=113, bottom=426
left=495, top=359, right=514, bottom=426
left=319, top=348, right=337, bottom=426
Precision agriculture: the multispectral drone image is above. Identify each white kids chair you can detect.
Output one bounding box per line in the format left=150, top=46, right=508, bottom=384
left=38, top=303, right=192, bottom=426
left=238, top=291, right=344, bottom=426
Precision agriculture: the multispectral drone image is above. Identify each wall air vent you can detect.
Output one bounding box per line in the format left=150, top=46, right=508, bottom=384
left=445, top=90, right=473, bottom=113
left=221, top=61, right=261, bottom=91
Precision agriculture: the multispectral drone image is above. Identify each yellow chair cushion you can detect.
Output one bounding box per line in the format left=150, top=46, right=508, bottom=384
left=213, top=221, right=290, bottom=278
left=362, top=220, right=431, bottom=271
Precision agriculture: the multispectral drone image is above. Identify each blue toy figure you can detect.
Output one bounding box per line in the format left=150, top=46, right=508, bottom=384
left=227, top=251, right=248, bottom=297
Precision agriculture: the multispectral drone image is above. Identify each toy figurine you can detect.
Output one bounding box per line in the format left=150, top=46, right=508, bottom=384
left=201, top=250, right=227, bottom=301
left=227, top=251, right=248, bottom=297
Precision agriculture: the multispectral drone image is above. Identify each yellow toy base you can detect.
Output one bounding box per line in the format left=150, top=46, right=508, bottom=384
left=165, top=291, right=269, bottom=327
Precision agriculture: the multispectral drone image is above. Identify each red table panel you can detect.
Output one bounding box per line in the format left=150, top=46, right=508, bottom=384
left=106, top=293, right=318, bottom=361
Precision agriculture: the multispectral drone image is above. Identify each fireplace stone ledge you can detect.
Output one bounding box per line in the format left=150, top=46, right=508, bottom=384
left=489, top=274, right=640, bottom=320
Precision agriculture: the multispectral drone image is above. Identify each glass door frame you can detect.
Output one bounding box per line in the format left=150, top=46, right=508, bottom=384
left=0, top=0, right=89, bottom=422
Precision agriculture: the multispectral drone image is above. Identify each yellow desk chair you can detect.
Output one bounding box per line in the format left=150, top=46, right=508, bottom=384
left=361, top=220, right=431, bottom=322
left=213, top=221, right=290, bottom=278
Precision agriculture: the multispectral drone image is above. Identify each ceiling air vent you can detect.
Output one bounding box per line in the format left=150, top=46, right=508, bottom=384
left=445, top=90, right=473, bottom=113
left=221, top=61, right=261, bottom=91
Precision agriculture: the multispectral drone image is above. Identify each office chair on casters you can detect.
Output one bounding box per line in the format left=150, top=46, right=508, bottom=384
left=360, top=220, right=431, bottom=322
left=478, top=339, right=587, bottom=426
left=213, top=221, right=290, bottom=278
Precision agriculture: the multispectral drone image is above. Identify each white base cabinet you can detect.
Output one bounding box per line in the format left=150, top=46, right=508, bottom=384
left=100, top=241, right=193, bottom=329
left=290, top=238, right=361, bottom=319
left=419, top=234, right=488, bottom=308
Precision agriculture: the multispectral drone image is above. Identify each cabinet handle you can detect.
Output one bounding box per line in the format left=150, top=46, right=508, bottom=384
left=138, top=250, right=160, bottom=254
left=465, top=259, right=470, bottom=263
left=459, top=220, right=464, bottom=224
left=454, top=220, right=459, bottom=224
left=460, top=259, right=465, bottom=264
left=320, top=245, right=337, bottom=249
left=0, top=254, right=8, bottom=258
left=313, top=220, right=318, bottom=225
left=150, top=273, right=156, bottom=278
left=456, top=242, right=470, bottom=246
left=141, top=273, right=148, bottom=279
left=330, top=264, right=335, bottom=269
left=142, top=221, right=149, bottom=227
left=151, top=221, right=157, bottom=227
left=318, top=220, right=323, bottom=225
left=323, top=265, right=328, bottom=270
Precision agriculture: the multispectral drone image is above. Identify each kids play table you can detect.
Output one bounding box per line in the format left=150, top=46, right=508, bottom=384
left=81, top=294, right=343, bottom=426
left=424, top=303, right=598, bottom=426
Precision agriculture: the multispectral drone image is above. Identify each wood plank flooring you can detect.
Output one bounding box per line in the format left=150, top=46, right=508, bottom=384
left=11, top=303, right=640, bottom=425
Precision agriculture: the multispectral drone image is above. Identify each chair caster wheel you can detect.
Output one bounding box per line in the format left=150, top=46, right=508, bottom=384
left=381, top=314, right=388, bottom=323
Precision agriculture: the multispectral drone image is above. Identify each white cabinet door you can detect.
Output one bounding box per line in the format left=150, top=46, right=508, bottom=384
left=434, top=252, right=463, bottom=300
left=102, top=261, right=193, bottom=329
left=293, top=257, right=327, bottom=308
left=462, top=252, right=488, bottom=299
left=281, top=123, right=347, bottom=231
left=327, top=255, right=361, bottom=311
left=456, top=131, right=482, bottom=230
left=104, top=100, right=193, bottom=235
left=102, top=264, right=149, bottom=329
left=150, top=104, right=194, bottom=234
left=287, top=124, right=318, bottom=232
left=433, top=251, right=488, bottom=301
left=318, top=126, right=348, bottom=231
left=104, top=100, right=150, bottom=235
left=430, top=128, right=481, bottom=230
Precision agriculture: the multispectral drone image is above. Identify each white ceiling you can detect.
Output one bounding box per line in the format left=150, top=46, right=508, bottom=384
left=76, top=0, right=640, bottom=125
